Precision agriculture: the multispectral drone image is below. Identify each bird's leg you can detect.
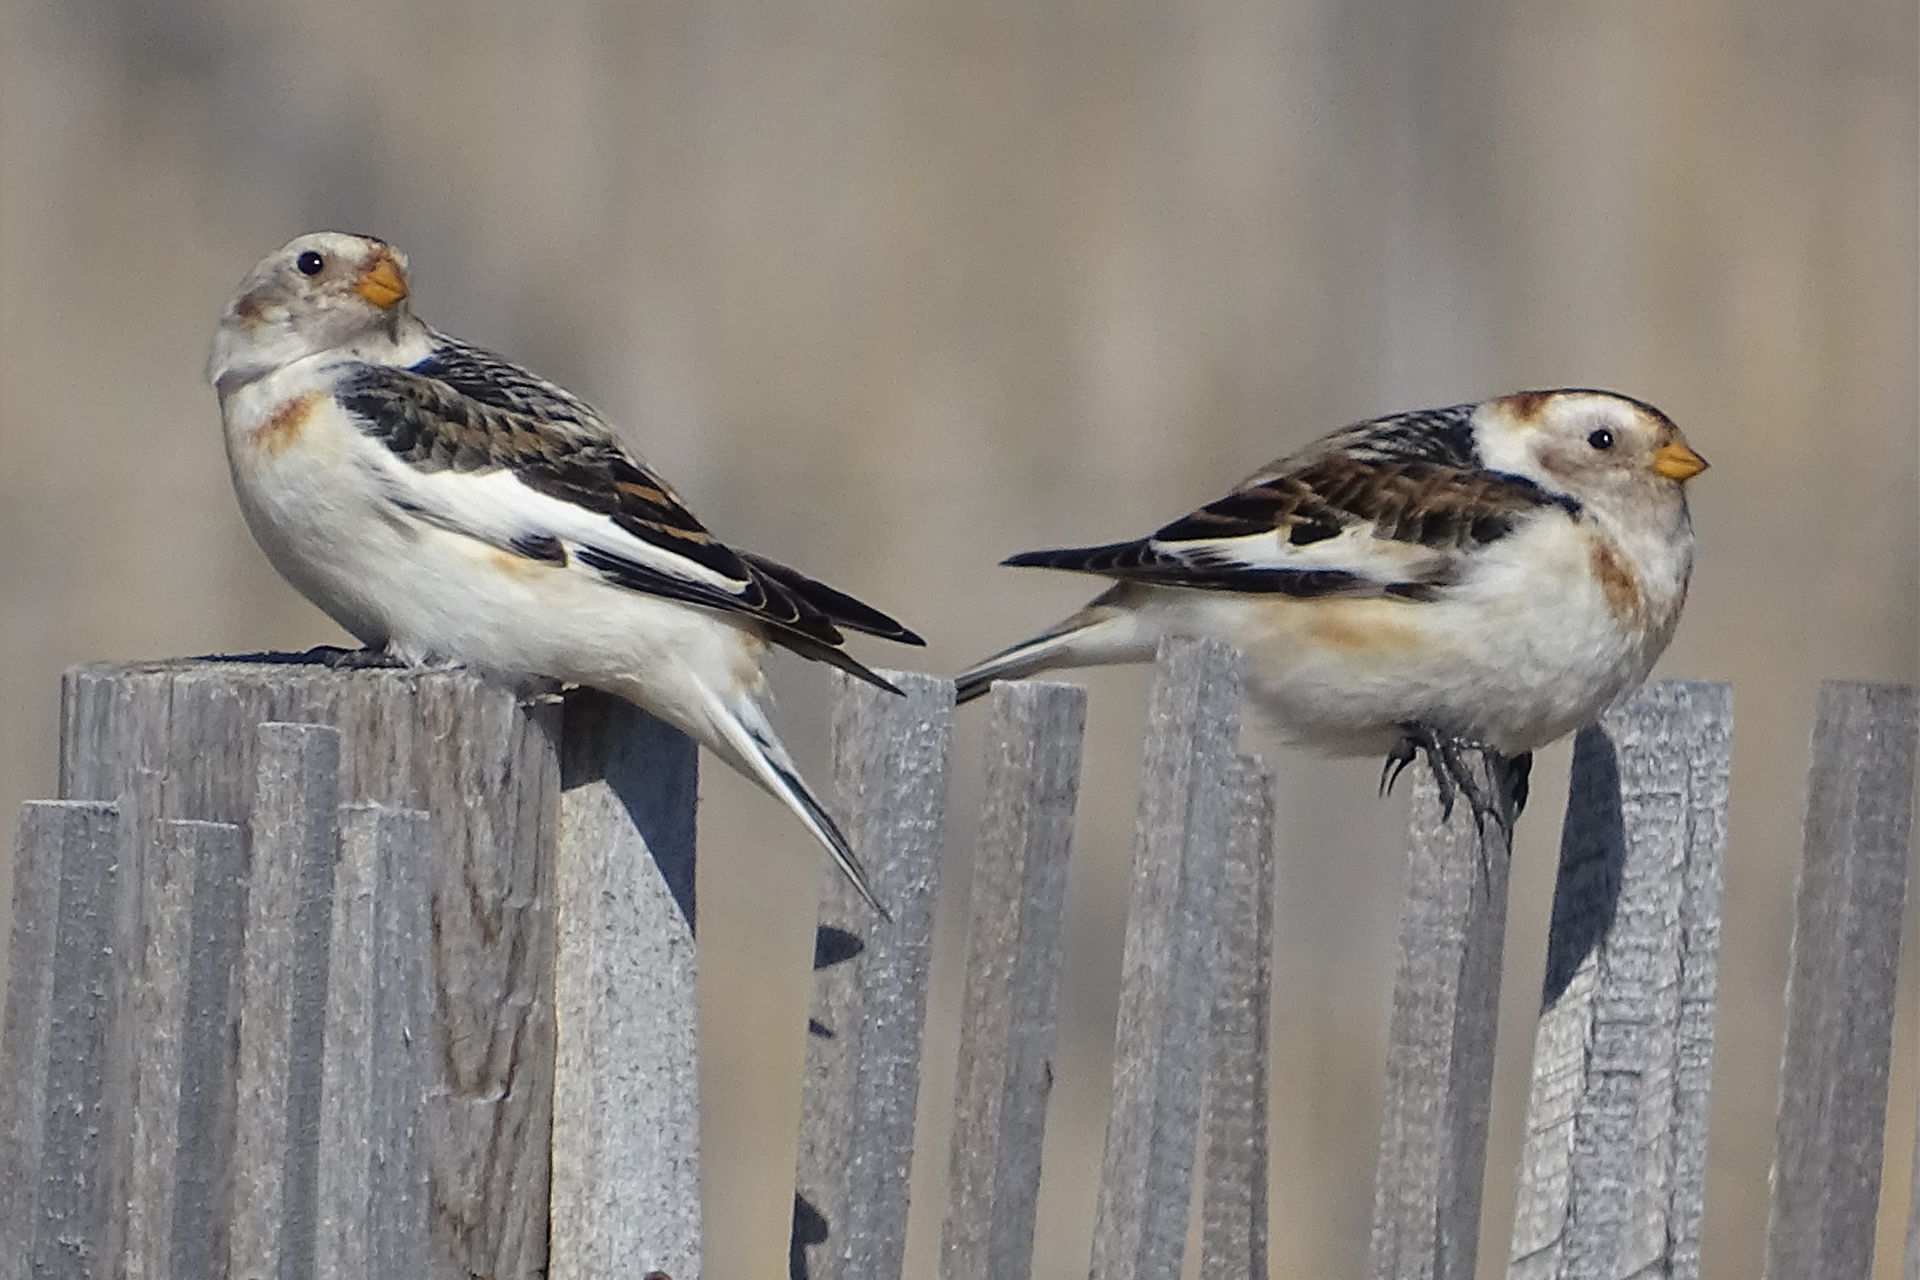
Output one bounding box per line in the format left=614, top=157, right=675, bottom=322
left=1384, top=723, right=1525, bottom=837
left=1439, top=736, right=1510, bottom=852
left=1384, top=725, right=1527, bottom=890
left=301, top=644, right=409, bottom=670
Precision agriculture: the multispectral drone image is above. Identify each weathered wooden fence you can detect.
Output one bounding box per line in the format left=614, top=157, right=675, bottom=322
left=0, top=643, right=1915, bottom=1280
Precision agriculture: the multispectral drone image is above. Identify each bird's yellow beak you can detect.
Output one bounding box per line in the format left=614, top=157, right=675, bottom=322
left=352, top=253, right=408, bottom=309
left=1651, top=438, right=1708, bottom=481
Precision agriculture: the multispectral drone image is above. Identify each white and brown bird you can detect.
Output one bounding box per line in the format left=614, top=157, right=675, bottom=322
left=210, top=231, right=923, bottom=912
left=955, top=390, right=1707, bottom=824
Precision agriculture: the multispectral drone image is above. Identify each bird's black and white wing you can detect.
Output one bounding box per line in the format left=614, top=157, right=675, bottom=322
left=333, top=336, right=922, bottom=684
left=1005, top=404, right=1580, bottom=602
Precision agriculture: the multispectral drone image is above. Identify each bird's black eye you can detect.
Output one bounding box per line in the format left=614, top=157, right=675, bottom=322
left=1587, top=428, right=1615, bottom=451
left=296, top=250, right=325, bottom=276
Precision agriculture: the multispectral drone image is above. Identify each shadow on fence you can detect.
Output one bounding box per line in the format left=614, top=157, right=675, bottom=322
left=0, top=643, right=1914, bottom=1280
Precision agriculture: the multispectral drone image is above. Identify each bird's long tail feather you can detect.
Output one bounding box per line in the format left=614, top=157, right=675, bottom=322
left=697, top=684, right=888, bottom=917
left=953, top=601, right=1147, bottom=704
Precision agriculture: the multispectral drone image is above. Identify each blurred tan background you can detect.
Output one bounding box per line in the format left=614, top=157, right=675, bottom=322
left=2, top=1, right=1915, bottom=1277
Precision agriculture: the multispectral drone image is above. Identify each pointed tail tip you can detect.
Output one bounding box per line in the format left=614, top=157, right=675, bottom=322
left=953, top=672, right=993, bottom=705
left=831, top=845, right=894, bottom=922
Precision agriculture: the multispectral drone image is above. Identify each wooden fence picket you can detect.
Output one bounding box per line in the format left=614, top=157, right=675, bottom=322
left=941, top=680, right=1086, bottom=1280
left=318, top=802, right=433, bottom=1280
left=1, top=800, right=125, bottom=1280
left=1506, top=680, right=1733, bottom=1280
left=1200, top=755, right=1277, bottom=1280
left=1763, top=681, right=1919, bottom=1280
left=1087, top=637, right=1241, bottom=1280
left=790, top=670, right=954, bottom=1280
left=552, top=692, right=703, bottom=1280
left=2, top=654, right=1915, bottom=1280
left=230, top=721, right=343, bottom=1280
left=1369, top=755, right=1515, bottom=1280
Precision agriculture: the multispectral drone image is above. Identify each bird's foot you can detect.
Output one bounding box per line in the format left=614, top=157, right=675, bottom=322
left=1382, top=723, right=1530, bottom=838
left=299, top=645, right=409, bottom=670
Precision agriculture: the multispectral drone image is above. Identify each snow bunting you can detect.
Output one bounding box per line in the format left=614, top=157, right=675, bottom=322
left=210, top=231, right=923, bottom=912
left=955, top=391, right=1706, bottom=826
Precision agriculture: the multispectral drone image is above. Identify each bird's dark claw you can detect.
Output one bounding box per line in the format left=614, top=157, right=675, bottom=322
left=1379, top=737, right=1419, bottom=798
left=1505, top=751, right=1532, bottom=817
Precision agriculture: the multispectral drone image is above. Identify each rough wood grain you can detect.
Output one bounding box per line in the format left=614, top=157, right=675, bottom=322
left=171, top=817, right=248, bottom=1280
left=791, top=670, right=954, bottom=1280
left=1369, top=751, right=1515, bottom=1280
left=553, top=691, right=702, bottom=1280
left=318, top=805, right=378, bottom=1280
left=0, top=803, right=78, bottom=1280
left=370, top=805, right=433, bottom=1280
left=1506, top=680, right=1732, bottom=1280
left=231, top=722, right=343, bottom=1280
left=1763, top=681, right=1919, bottom=1280
left=1088, top=637, right=1241, bottom=1280
left=0, top=802, right=126, bottom=1280
left=1201, top=755, right=1275, bottom=1280
left=317, top=804, right=432, bottom=1280
left=126, top=821, right=239, bottom=1280
left=940, top=680, right=1086, bottom=1280
left=61, top=660, right=563, bottom=1280
left=318, top=805, right=379, bottom=1280
left=38, top=800, right=134, bottom=1280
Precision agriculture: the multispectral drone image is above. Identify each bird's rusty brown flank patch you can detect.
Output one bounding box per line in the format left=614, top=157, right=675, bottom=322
left=1497, top=390, right=1554, bottom=425
left=1304, top=599, right=1425, bottom=654
left=251, top=390, right=324, bottom=456
left=1587, top=532, right=1642, bottom=624
left=485, top=546, right=562, bottom=583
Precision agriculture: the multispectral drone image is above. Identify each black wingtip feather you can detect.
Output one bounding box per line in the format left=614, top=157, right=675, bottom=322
left=1002, top=541, right=1149, bottom=573
left=737, top=552, right=924, bottom=645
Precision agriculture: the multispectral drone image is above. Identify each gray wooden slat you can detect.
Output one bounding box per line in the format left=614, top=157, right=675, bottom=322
left=791, top=670, right=954, bottom=1280
left=61, top=660, right=563, bottom=1280
left=1088, top=637, right=1241, bottom=1280
left=1763, top=680, right=1919, bottom=1280
left=231, top=722, right=343, bottom=1280
left=317, top=804, right=379, bottom=1280
left=377, top=673, right=560, bottom=1280
left=0, top=802, right=77, bottom=1280
left=317, top=803, right=432, bottom=1280
left=1506, top=680, right=1733, bottom=1280
left=170, top=816, right=247, bottom=1280
left=552, top=692, right=702, bottom=1280
left=0, top=802, right=125, bottom=1280
left=1368, top=751, right=1516, bottom=1280
left=940, top=680, right=1087, bottom=1280
left=1201, top=755, right=1275, bottom=1280
left=1906, top=1105, right=1920, bottom=1280
left=35, top=800, right=132, bottom=1280
left=126, top=821, right=237, bottom=1280
left=367, top=805, right=432, bottom=1280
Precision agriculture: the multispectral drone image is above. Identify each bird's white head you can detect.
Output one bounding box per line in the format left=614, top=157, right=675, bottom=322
left=208, top=231, right=417, bottom=399
left=1472, top=389, right=1707, bottom=509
